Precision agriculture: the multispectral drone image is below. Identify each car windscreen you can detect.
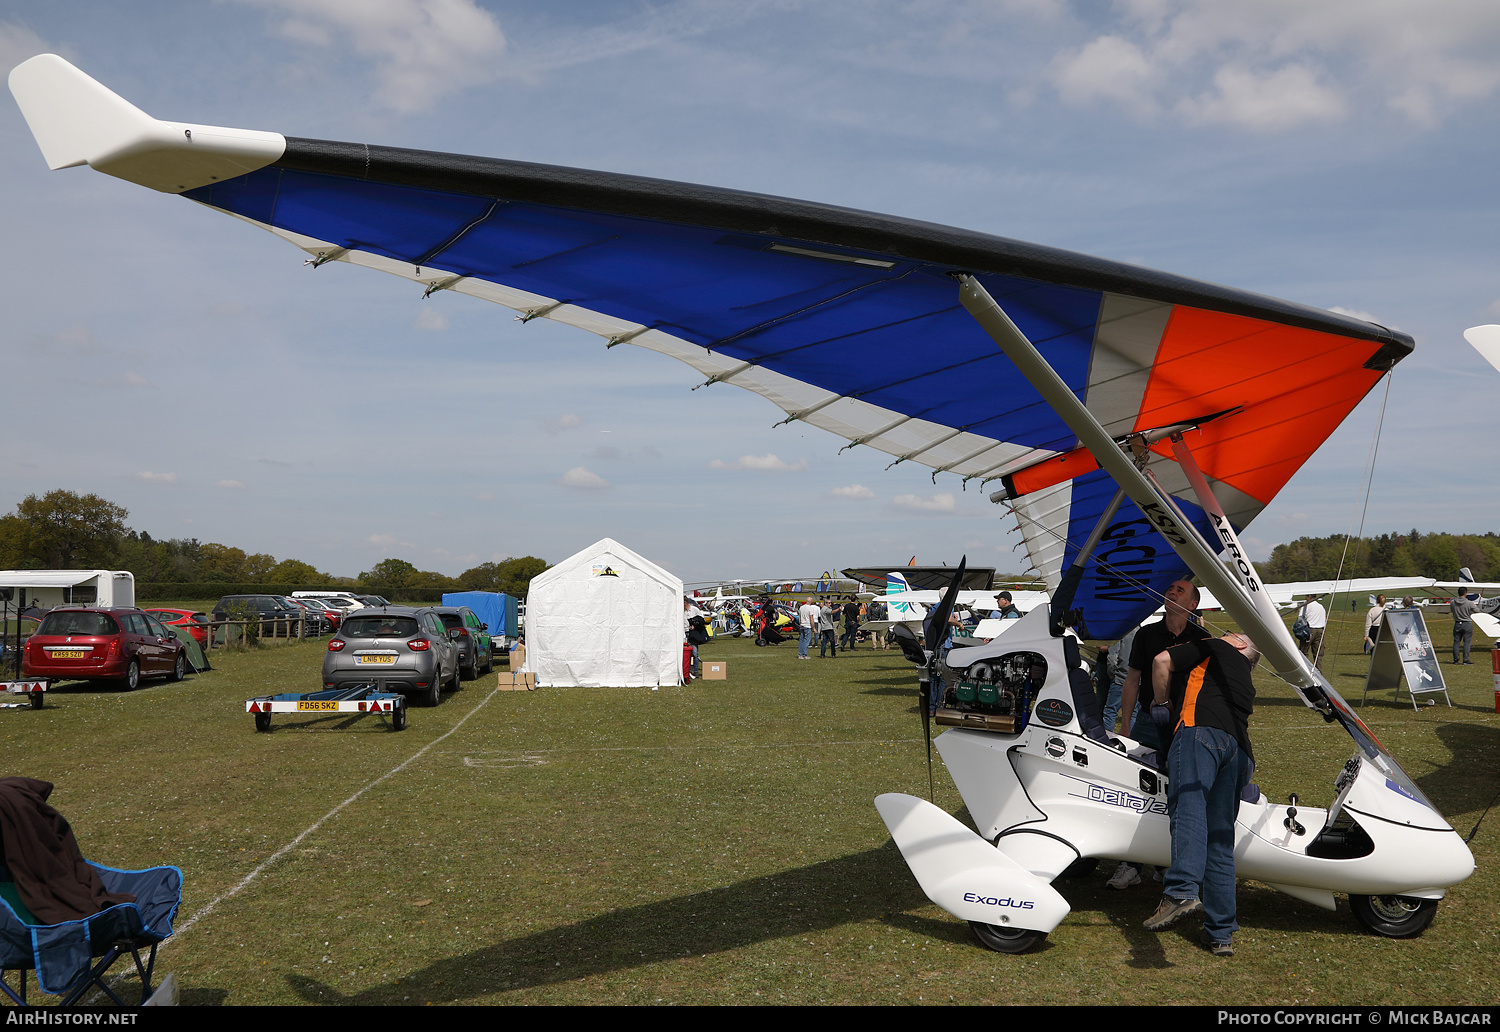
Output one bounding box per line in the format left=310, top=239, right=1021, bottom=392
left=37, top=612, right=119, bottom=636
left=341, top=615, right=420, bottom=639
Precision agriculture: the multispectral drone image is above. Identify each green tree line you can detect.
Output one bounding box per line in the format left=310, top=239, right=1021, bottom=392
left=0, top=489, right=548, bottom=598
left=1257, top=529, right=1500, bottom=582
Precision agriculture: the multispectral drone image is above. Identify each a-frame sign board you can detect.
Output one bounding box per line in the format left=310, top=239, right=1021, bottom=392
left=1362, top=608, right=1450, bottom=711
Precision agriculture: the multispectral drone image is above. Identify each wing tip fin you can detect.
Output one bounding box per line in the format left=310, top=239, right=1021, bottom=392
left=8, top=53, right=285, bottom=193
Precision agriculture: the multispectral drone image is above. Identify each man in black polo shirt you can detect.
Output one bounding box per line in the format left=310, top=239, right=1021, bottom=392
left=1143, top=631, right=1258, bottom=957
left=1116, top=579, right=1209, bottom=751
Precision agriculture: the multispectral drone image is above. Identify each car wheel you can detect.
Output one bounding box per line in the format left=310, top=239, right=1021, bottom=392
left=254, top=712, right=272, bottom=733
left=422, top=677, right=441, bottom=708
left=391, top=705, right=407, bottom=731
left=121, top=659, right=140, bottom=691
left=448, top=660, right=462, bottom=693
left=170, top=653, right=187, bottom=682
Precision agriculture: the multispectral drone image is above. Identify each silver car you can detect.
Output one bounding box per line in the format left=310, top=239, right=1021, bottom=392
left=320, top=606, right=461, bottom=707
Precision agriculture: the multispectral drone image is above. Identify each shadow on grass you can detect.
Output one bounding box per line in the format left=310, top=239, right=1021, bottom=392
left=259, top=713, right=402, bottom=734
left=286, top=841, right=927, bottom=1004
left=1426, top=722, right=1500, bottom=820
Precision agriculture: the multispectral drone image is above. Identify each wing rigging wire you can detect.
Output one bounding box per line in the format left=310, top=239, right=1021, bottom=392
left=1324, top=372, right=1394, bottom=661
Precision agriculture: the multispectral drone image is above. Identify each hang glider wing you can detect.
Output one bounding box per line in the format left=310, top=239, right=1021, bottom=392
left=841, top=567, right=998, bottom=591
left=9, top=55, right=1412, bottom=638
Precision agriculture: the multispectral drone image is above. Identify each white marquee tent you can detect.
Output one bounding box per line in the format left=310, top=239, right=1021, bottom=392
left=521, top=538, right=684, bottom=688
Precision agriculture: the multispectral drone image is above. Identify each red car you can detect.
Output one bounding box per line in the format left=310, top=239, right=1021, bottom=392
left=23, top=607, right=188, bottom=689
left=144, top=608, right=211, bottom=648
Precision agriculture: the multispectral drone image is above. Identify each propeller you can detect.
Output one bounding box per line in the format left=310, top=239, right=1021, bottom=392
left=919, top=556, right=966, bottom=800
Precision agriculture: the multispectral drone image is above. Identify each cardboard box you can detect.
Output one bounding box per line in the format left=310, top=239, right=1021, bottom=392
left=702, top=661, right=727, bottom=680
left=508, top=643, right=525, bottom=668
left=498, top=671, right=536, bottom=691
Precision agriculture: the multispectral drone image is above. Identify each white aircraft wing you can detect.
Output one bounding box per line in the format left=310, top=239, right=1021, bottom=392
left=1196, top=577, right=1436, bottom=613
left=1464, top=325, right=1500, bottom=375
left=1472, top=612, right=1500, bottom=642
left=880, top=589, right=1048, bottom=611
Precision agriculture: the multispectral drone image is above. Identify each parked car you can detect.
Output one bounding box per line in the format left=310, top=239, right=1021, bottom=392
left=431, top=606, right=493, bottom=679
left=22, top=606, right=188, bottom=688
left=291, top=597, right=341, bottom=631
left=292, top=591, right=367, bottom=613
left=212, top=594, right=320, bottom=636
left=144, top=608, right=211, bottom=648
left=283, top=597, right=334, bottom=636
left=320, top=607, right=460, bottom=707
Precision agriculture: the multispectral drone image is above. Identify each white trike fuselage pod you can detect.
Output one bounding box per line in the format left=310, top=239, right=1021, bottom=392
left=876, top=279, right=1474, bottom=945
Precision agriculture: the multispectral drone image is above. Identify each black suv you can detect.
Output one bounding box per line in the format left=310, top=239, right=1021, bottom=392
left=430, top=606, right=494, bottom=679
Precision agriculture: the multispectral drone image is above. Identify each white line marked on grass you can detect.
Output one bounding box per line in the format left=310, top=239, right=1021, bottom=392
left=518, top=738, right=925, bottom=754
left=173, top=685, right=501, bottom=939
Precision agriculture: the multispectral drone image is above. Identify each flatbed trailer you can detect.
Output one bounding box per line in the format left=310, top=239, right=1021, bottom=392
left=0, top=679, right=45, bottom=709
left=245, top=681, right=406, bottom=732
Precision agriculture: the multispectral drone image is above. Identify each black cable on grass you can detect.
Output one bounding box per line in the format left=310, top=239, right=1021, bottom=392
left=1465, top=782, right=1500, bottom=844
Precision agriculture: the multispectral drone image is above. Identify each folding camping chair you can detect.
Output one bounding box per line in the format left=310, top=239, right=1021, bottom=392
left=0, top=856, right=181, bottom=1006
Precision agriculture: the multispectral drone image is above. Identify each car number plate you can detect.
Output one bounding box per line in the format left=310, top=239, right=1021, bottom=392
left=357, top=655, right=396, bottom=665
left=296, top=701, right=339, bottom=711
left=51, top=650, right=86, bottom=659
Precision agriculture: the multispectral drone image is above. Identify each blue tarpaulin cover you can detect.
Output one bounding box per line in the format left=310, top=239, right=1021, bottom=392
left=441, top=591, right=517, bottom=640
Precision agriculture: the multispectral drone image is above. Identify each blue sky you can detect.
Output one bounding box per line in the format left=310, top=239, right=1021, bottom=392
left=3, top=1, right=1499, bottom=586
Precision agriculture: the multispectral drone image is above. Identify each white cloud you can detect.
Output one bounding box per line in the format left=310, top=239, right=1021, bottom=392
left=136, top=471, right=178, bottom=484
left=558, top=466, right=612, bottom=490
left=240, top=0, right=507, bottom=113
left=1046, top=0, right=1500, bottom=131
left=413, top=306, right=449, bottom=331
left=216, top=480, right=247, bottom=490
left=121, top=371, right=153, bottom=388
left=1329, top=305, right=1380, bottom=324
left=1177, top=62, right=1344, bottom=130
left=890, top=492, right=956, bottom=514
left=0, top=21, right=49, bottom=75
left=1052, top=34, right=1161, bottom=115
left=708, top=453, right=808, bottom=472
left=367, top=532, right=415, bottom=548
left=831, top=484, right=875, bottom=500
left=540, top=412, right=584, bottom=434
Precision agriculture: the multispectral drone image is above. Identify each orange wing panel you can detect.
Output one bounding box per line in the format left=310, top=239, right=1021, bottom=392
left=1135, top=308, right=1384, bottom=504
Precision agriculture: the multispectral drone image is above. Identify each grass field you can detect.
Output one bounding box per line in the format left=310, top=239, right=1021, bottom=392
left=6, top=604, right=1499, bottom=1006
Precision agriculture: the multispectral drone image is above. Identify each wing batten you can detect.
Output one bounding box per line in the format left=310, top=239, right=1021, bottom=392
left=265, top=137, right=1411, bottom=350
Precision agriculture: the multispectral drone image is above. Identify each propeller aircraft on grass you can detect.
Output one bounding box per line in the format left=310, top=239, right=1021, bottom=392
left=9, top=54, right=1474, bottom=954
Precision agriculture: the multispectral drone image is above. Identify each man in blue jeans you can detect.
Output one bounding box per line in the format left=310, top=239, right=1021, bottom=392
left=796, top=598, right=819, bottom=660
left=1145, top=631, right=1258, bottom=957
